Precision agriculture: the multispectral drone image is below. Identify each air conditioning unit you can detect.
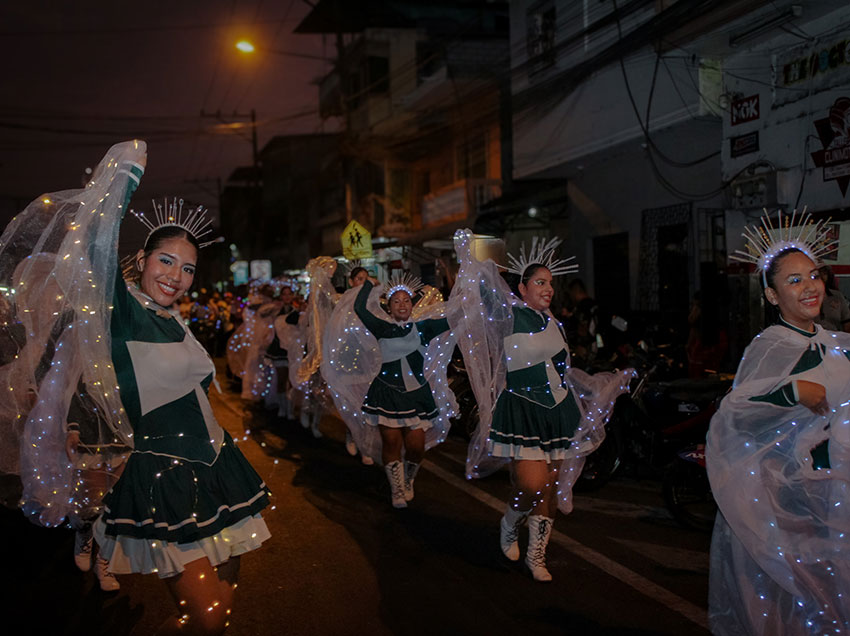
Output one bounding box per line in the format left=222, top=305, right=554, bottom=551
left=729, top=171, right=781, bottom=209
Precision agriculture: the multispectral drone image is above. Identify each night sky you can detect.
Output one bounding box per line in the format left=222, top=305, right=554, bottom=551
left=0, top=1, right=334, bottom=233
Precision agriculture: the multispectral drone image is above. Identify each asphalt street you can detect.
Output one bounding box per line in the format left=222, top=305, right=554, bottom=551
left=1, top=373, right=712, bottom=636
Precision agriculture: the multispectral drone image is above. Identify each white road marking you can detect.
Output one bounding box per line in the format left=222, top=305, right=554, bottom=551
left=210, top=391, right=708, bottom=629
left=433, top=446, right=672, bottom=520
left=422, top=458, right=709, bottom=631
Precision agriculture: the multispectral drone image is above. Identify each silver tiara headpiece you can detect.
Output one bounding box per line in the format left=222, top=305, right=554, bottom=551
left=385, top=272, right=423, bottom=299
left=131, top=197, right=221, bottom=248
left=505, top=236, right=578, bottom=278
left=731, top=208, right=837, bottom=285
left=344, top=259, right=363, bottom=274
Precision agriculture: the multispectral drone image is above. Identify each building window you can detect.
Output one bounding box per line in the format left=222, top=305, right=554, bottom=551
left=416, top=42, right=443, bottom=85
left=527, top=0, right=556, bottom=76
left=367, top=56, right=389, bottom=95
left=456, top=135, right=487, bottom=180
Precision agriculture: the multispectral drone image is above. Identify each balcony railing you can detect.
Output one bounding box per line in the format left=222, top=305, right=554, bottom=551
left=421, top=178, right=501, bottom=228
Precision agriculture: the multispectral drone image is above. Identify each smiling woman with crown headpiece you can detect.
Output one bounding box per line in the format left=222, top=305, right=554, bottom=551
left=705, top=208, right=850, bottom=634
left=321, top=264, right=462, bottom=509
left=0, top=142, right=270, bottom=634
left=449, top=229, right=633, bottom=583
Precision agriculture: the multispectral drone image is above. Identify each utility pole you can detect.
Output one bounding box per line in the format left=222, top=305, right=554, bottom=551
left=200, top=109, right=263, bottom=260
left=200, top=109, right=259, bottom=177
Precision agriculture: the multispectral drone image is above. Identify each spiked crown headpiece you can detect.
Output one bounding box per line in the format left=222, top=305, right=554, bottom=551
left=731, top=208, right=837, bottom=286
left=132, top=197, right=220, bottom=248
left=385, top=272, right=423, bottom=299
left=505, top=236, right=578, bottom=279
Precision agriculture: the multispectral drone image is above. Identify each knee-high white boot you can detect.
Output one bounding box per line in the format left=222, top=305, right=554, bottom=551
left=384, top=461, right=407, bottom=509
left=403, top=461, right=420, bottom=502
left=525, top=515, right=554, bottom=582
left=499, top=505, right=530, bottom=561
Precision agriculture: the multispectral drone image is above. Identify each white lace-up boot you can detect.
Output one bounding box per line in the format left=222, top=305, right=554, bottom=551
left=73, top=526, right=94, bottom=572
left=403, top=461, right=420, bottom=502
left=384, top=461, right=407, bottom=508
left=525, top=515, right=554, bottom=582
left=499, top=506, right=530, bottom=561
left=95, top=556, right=121, bottom=591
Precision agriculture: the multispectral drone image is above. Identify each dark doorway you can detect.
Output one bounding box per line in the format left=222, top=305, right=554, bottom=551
left=593, top=232, right=630, bottom=318
left=656, top=223, right=690, bottom=329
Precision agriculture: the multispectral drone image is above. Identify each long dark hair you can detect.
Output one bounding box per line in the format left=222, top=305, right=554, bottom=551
left=763, top=247, right=804, bottom=324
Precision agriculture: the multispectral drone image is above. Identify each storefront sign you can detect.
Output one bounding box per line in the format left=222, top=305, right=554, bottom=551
left=230, top=260, right=249, bottom=286
left=730, top=131, right=759, bottom=157
left=811, top=97, right=850, bottom=196
left=341, top=219, right=373, bottom=260
left=777, top=39, right=850, bottom=106
left=249, top=259, right=272, bottom=281
left=731, top=94, right=759, bottom=126
left=782, top=39, right=850, bottom=86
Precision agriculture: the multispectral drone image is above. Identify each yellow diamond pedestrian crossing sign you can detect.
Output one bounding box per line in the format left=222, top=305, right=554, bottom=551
left=341, top=220, right=372, bottom=260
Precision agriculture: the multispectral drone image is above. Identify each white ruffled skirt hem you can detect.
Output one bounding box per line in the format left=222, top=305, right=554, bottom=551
left=365, top=413, right=433, bottom=431
left=489, top=440, right=569, bottom=462
left=93, top=513, right=271, bottom=579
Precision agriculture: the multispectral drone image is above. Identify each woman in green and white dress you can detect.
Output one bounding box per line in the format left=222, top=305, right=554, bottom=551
left=451, top=231, right=631, bottom=582
left=7, top=141, right=270, bottom=635
left=706, top=212, right=850, bottom=634
left=322, top=272, right=459, bottom=509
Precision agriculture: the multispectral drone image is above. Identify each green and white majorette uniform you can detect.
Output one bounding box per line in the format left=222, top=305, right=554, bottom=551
left=449, top=229, right=632, bottom=513
left=489, top=306, right=581, bottom=461
left=706, top=319, right=850, bottom=634
left=92, top=167, right=270, bottom=578
left=354, top=280, right=450, bottom=429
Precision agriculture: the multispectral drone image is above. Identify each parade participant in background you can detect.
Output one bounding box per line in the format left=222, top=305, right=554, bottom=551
left=322, top=270, right=458, bottom=508
left=450, top=230, right=632, bottom=582
left=815, top=264, right=850, bottom=332
left=340, top=264, right=373, bottom=464
left=1, top=253, right=129, bottom=591
left=2, top=141, right=270, bottom=635
left=276, top=257, right=339, bottom=440
left=706, top=210, right=850, bottom=635
left=266, top=285, right=296, bottom=419
left=225, top=282, right=280, bottom=402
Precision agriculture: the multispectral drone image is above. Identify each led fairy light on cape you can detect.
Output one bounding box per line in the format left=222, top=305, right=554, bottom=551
left=131, top=197, right=221, bottom=248
left=385, top=272, right=423, bottom=299
left=731, top=208, right=838, bottom=287
left=505, top=236, right=578, bottom=278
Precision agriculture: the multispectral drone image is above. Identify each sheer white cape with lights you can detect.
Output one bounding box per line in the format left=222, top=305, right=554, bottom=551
left=226, top=289, right=282, bottom=401
left=706, top=325, right=850, bottom=634
left=277, top=256, right=339, bottom=391
left=450, top=229, right=632, bottom=514
left=321, top=279, right=459, bottom=463
left=0, top=140, right=144, bottom=526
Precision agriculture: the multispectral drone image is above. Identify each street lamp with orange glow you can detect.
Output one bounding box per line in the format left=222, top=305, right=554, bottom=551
left=234, top=39, right=329, bottom=61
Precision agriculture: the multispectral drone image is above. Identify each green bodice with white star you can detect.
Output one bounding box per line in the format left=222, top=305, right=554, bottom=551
left=502, top=306, right=570, bottom=407
left=110, top=275, right=223, bottom=464
left=354, top=280, right=449, bottom=419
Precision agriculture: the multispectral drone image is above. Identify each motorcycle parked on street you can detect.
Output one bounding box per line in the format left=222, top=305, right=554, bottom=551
left=576, top=344, right=731, bottom=532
